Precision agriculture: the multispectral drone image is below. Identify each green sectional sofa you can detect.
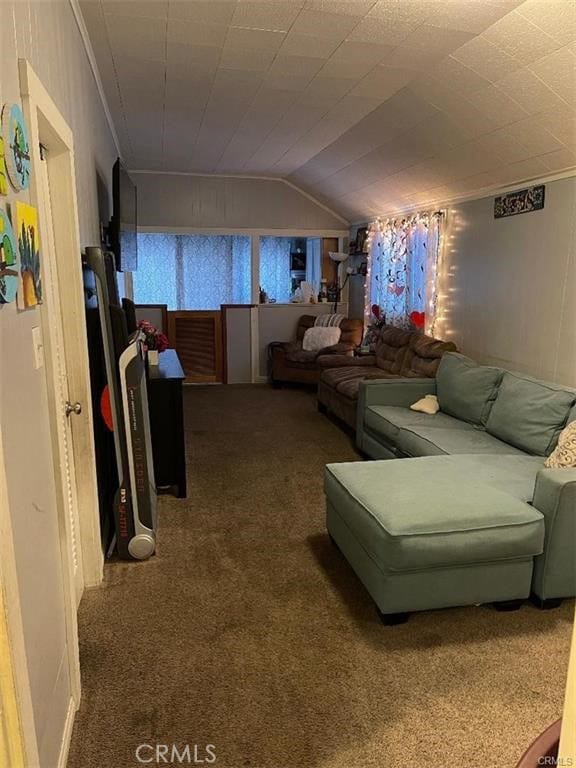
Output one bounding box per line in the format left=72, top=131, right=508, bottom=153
left=325, top=352, right=576, bottom=623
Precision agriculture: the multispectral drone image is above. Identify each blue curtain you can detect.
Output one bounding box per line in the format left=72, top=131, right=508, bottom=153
left=133, top=233, right=178, bottom=309
left=133, top=234, right=251, bottom=309
left=259, top=236, right=291, bottom=303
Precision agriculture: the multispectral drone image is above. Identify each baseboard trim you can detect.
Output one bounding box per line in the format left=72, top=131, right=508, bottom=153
left=57, top=698, right=75, bottom=768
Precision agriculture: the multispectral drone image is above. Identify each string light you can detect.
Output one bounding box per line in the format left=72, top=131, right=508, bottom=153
left=363, top=209, right=446, bottom=335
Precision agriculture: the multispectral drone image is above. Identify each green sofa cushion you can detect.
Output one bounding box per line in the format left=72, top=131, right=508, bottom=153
left=325, top=457, right=544, bottom=571
left=486, top=372, right=576, bottom=456
left=364, top=405, right=474, bottom=446
left=436, top=352, right=503, bottom=425
left=397, top=425, right=528, bottom=457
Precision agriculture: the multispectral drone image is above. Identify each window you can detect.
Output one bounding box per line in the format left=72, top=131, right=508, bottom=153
left=259, top=237, right=321, bottom=303
left=133, top=234, right=251, bottom=309
left=367, top=213, right=442, bottom=330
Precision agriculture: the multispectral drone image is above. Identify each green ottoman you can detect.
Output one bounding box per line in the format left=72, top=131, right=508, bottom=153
left=325, top=456, right=545, bottom=624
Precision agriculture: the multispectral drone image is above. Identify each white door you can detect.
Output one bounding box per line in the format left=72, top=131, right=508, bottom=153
left=37, top=148, right=84, bottom=606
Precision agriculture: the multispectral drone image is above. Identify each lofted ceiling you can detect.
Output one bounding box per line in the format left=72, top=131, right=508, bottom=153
left=79, top=0, right=576, bottom=221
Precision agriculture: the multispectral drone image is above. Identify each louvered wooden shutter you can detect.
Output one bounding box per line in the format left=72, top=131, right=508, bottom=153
left=167, top=311, right=223, bottom=383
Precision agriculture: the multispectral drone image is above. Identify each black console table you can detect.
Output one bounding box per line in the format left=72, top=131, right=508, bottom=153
left=147, top=349, right=187, bottom=498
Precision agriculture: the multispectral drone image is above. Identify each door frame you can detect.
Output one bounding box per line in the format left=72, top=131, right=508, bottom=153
left=2, top=58, right=105, bottom=764
left=19, top=59, right=103, bottom=589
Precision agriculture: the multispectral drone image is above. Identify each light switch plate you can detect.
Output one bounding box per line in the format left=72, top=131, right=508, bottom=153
left=32, top=326, right=44, bottom=370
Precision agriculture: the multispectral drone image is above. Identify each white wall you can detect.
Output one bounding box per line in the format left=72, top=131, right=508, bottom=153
left=135, top=172, right=348, bottom=231
left=437, top=176, right=576, bottom=386
left=0, top=2, right=117, bottom=766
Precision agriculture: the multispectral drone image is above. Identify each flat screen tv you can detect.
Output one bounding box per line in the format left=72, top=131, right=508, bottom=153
left=109, top=158, right=137, bottom=272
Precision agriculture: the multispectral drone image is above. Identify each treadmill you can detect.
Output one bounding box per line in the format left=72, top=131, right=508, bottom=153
left=83, top=246, right=157, bottom=560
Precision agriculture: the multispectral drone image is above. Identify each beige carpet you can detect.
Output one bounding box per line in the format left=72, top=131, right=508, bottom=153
left=68, top=384, right=574, bottom=768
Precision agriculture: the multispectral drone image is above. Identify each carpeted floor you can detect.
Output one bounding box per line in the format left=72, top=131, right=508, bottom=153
left=68, top=384, right=574, bottom=768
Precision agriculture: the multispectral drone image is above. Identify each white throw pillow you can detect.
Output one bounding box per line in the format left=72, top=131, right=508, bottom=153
left=302, top=326, right=341, bottom=352
left=545, top=421, right=576, bottom=468
left=410, top=394, right=440, bottom=415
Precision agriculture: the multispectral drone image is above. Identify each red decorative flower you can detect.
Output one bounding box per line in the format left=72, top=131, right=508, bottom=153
left=137, top=320, right=170, bottom=352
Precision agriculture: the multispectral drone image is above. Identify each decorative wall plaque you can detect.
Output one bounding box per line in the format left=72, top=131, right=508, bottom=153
left=494, top=184, right=545, bottom=219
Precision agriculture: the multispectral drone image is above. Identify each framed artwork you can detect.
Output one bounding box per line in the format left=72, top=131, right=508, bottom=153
left=16, top=201, right=42, bottom=309
left=494, top=185, right=545, bottom=219
left=2, top=103, right=31, bottom=191
left=0, top=138, right=7, bottom=195
left=0, top=207, right=19, bottom=304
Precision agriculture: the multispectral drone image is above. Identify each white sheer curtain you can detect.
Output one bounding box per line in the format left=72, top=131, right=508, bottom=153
left=132, top=233, right=251, bottom=309
left=368, top=213, right=442, bottom=330
left=259, top=236, right=291, bottom=303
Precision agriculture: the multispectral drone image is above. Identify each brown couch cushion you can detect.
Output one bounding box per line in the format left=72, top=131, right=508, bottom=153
left=375, top=325, right=412, bottom=374
left=321, top=366, right=382, bottom=389
left=284, top=342, right=319, bottom=365
left=402, top=334, right=458, bottom=377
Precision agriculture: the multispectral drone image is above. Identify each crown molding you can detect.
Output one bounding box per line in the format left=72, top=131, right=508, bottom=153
left=350, top=168, right=576, bottom=225
left=69, top=0, right=121, bottom=157
left=131, top=169, right=280, bottom=181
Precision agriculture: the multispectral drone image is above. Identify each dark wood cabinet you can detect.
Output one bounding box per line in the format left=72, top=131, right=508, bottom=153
left=147, top=349, right=187, bottom=498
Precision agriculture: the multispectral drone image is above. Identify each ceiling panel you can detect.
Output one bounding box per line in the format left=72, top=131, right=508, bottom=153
left=482, top=11, right=562, bottom=63
left=277, top=31, right=341, bottom=58
left=515, top=0, right=576, bottom=45
left=495, top=67, right=569, bottom=114
left=267, top=54, right=326, bottom=78
left=80, top=0, right=576, bottom=218
left=451, top=35, right=523, bottom=81
left=101, top=1, right=168, bottom=18
left=230, top=1, right=302, bottom=31
left=105, top=13, right=167, bottom=61
left=168, top=1, right=237, bottom=25
left=220, top=46, right=276, bottom=72
left=528, top=46, right=576, bottom=103
left=288, top=9, right=358, bottom=40
left=304, top=0, right=377, bottom=16
left=225, top=26, right=286, bottom=51
left=167, top=19, right=228, bottom=47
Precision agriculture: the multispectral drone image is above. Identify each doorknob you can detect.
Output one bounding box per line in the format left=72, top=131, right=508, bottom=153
left=65, top=401, right=82, bottom=417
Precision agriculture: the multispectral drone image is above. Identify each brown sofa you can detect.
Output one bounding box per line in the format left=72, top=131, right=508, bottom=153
left=269, top=314, right=364, bottom=386
left=317, top=324, right=457, bottom=428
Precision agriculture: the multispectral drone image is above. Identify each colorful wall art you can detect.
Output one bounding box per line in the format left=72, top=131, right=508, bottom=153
left=16, top=201, right=41, bottom=309
left=494, top=185, right=545, bottom=219
left=0, top=207, right=19, bottom=304
left=2, top=103, right=31, bottom=191
left=0, top=138, right=7, bottom=195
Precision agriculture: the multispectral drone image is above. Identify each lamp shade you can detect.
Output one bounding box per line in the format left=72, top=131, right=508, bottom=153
left=329, top=251, right=349, bottom=262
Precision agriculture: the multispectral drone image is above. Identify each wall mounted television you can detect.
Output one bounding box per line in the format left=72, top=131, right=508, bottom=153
left=109, top=158, right=138, bottom=272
